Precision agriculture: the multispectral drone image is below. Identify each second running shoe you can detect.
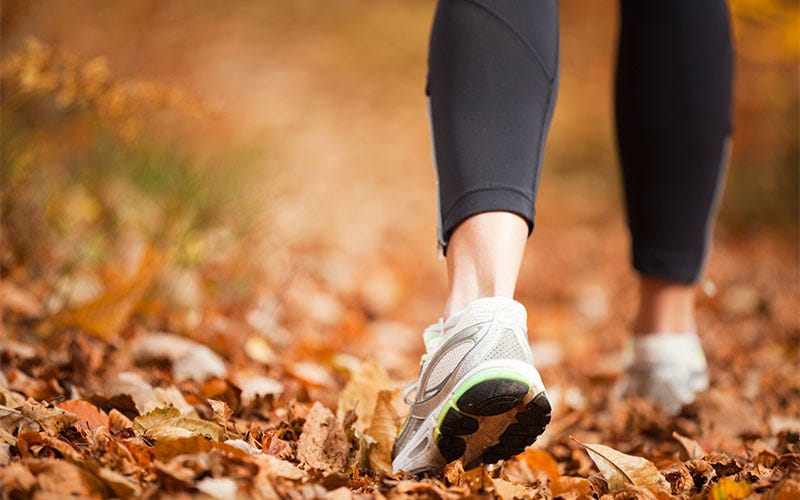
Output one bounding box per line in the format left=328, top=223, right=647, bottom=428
left=392, top=297, right=551, bottom=475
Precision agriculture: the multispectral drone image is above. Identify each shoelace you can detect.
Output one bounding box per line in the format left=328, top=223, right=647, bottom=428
left=402, top=319, right=445, bottom=405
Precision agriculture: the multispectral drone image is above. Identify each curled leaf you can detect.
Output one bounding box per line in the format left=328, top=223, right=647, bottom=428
left=573, top=438, right=670, bottom=492
left=366, top=390, right=399, bottom=475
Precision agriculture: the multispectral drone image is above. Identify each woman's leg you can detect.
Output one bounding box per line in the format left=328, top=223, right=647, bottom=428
left=392, top=0, right=560, bottom=474
left=616, top=0, right=734, bottom=412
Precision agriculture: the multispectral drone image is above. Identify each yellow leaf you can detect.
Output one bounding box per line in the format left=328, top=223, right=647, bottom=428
left=336, top=359, right=390, bottom=432
left=574, top=438, right=670, bottom=492
left=50, top=245, right=163, bottom=340
left=708, top=478, right=751, bottom=500
left=366, top=390, right=399, bottom=476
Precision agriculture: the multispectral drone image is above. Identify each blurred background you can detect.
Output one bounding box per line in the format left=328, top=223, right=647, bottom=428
left=2, top=0, right=798, bottom=391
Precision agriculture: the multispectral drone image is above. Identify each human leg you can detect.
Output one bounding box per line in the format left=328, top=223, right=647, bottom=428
left=615, top=0, right=734, bottom=411
left=392, top=0, right=559, bottom=474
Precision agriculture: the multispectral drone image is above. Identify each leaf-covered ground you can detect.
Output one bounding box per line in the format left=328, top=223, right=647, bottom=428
left=2, top=233, right=798, bottom=499
left=2, top=1, right=799, bottom=498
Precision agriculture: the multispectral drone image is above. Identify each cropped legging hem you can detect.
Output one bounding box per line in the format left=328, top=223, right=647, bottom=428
left=632, top=246, right=707, bottom=284
left=439, top=187, right=535, bottom=248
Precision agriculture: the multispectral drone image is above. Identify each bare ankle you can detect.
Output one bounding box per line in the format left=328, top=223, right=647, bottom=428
left=634, top=276, right=697, bottom=334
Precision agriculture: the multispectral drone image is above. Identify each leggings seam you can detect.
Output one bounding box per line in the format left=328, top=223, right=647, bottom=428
left=461, top=0, right=556, bottom=82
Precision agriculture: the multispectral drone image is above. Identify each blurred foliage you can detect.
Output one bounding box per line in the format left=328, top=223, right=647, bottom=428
left=724, top=0, right=799, bottom=234
left=1, top=37, right=265, bottom=324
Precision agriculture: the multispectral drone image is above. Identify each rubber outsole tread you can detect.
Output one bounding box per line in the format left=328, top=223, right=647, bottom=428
left=456, top=378, right=529, bottom=416
left=479, top=392, right=551, bottom=465
left=437, top=435, right=466, bottom=461
left=440, top=407, right=479, bottom=435
left=434, top=377, right=552, bottom=468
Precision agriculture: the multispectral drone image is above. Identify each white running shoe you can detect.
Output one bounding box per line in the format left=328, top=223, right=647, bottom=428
left=391, top=297, right=551, bottom=475
left=624, top=332, right=709, bottom=415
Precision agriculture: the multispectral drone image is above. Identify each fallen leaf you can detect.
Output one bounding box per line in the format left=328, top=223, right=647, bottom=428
left=196, top=477, right=241, bottom=499
left=102, top=371, right=156, bottom=414
left=149, top=386, right=196, bottom=416
left=708, top=477, right=751, bottom=500
left=25, top=457, right=111, bottom=497
left=573, top=439, right=670, bottom=492
left=336, top=359, right=390, bottom=433
left=673, top=431, right=707, bottom=461
left=0, top=386, right=27, bottom=409
left=0, top=404, right=39, bottom=444
left=20, top=399, right=78, bottom=435
left=244, top=335, right=278, bottom=364
left=133, top=406, right=224, bottom=442
left=0, top=442, right=10, bottom=466
left=0, top=281, right=43, bottom=317
left=259, top=454, right=307, bottom=481
left=296, top=402, right=348, bottom=473
left=57, top=400, right=109, bottom=429
left=238, top=375, right=283, bottom=405
left=108, top=409, right=133, bottom=434
left=0, top=462, right=37, bottom=496
left=550, top=475, right=595, bottom=498
left=209, top=399, right=232, bottom=432
left=366, top=389, right=398, bottom=476
left=489, top=476, right=536, bottom=499
left=49, top=245, right=162, bottom=339
left=516, top=447, right=560, bottom=480
left=131, top=331, right=228, bottom=382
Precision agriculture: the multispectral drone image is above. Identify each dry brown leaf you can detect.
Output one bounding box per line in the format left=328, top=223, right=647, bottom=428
left=0, top=442, right=11, bottom=466
left=108, top=409, right=134, bottom=434
left=0, top=386, right=27, bottom=409
left=238, top=375, right=283, bottom=405
left=49, top=245, right=162, bottom=340
left=25, top=457, right=111, bottom=497
left=209, top=399, right=232, bottom=432
left=259, top=453, right=308, bottom=481
left=336, top=359, right=390, bottom=433
left=366, top=389, right=399, bottom=476
left=0, top=461, right=37, bottom=496
left=673, top=431, right=706, bottom=461
left=150, top=386, right=196, bottom=416
left=574, top=439, right=670, bottom=492
left=132, top=406, right=224, bottom=442
left=0, top=404, right=40, bottom=444
left=102, top=371, right=156, bottom=414
left=152, top=434, right=249, bottom=462
left=296, top=402, right=348, bottom=473
left=20, top=399, right=78, bottom=436
left=489, top=476, right=536, bottom=500
left=57, top=400, right=109, bottom=429
left=443, top=459, right=464, bottom=486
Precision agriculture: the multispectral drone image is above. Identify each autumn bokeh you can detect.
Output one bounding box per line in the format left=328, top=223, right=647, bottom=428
left=1, top=0, right=799, bottom=497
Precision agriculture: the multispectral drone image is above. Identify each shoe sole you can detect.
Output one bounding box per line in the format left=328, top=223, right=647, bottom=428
left=432, top=367, right=551, bottom=466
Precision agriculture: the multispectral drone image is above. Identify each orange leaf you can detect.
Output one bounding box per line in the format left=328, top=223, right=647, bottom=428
left=50, top=245, right=163, bottom=340
left=58, top=400, right=109, bottom=429
left=518, top=448, right=560, bottom=481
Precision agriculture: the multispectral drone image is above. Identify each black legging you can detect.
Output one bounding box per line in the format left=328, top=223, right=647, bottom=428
left=428, top=0, right=733, bottom=283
